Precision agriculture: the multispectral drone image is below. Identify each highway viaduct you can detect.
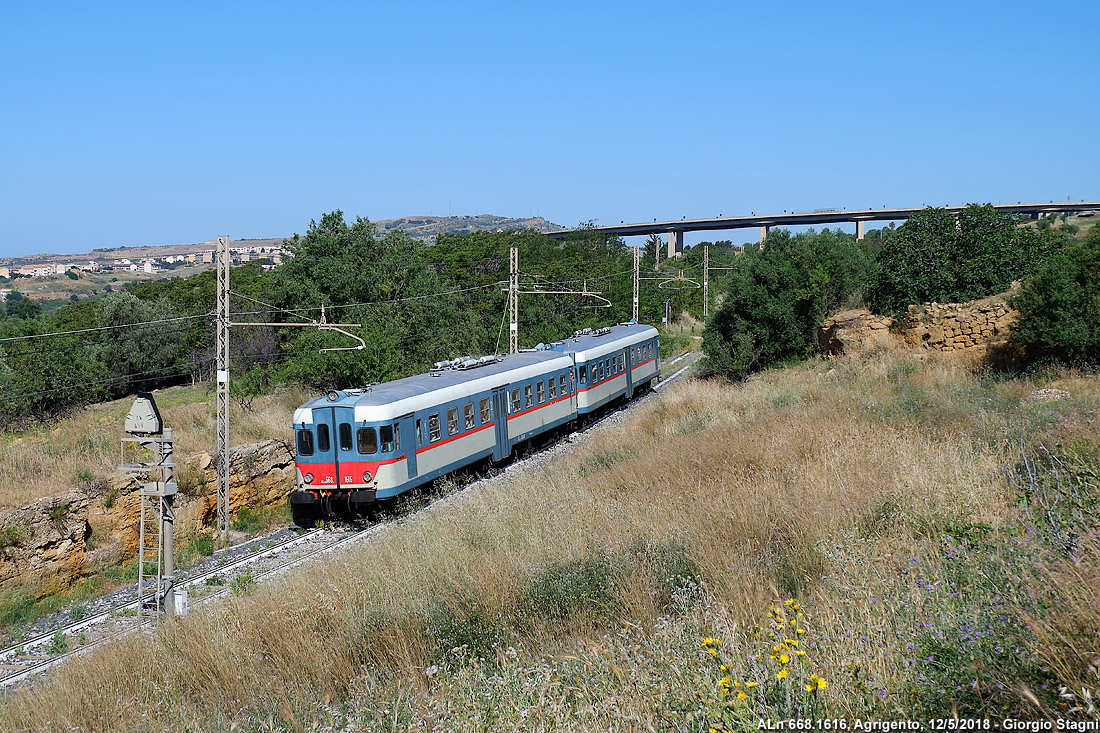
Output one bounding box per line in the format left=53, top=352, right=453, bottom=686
left=545, top=201, right=1100, bottom=259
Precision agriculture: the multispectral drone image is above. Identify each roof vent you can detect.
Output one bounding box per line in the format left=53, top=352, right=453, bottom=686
left=434, top=354, right=505, bottom=371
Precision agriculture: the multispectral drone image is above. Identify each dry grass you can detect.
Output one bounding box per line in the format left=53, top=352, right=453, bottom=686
left=0, top=384, right=313, bottom=509
left=2, top=350, right=1099, bottom=730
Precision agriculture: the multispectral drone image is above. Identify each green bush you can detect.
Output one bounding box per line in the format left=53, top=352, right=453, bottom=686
left=426, top=597, right=506, bottom=661
left=702, top=228, right=872, bottom=379
left=869, top=204, right=1059, bottom=314
left=523, top=554, right=617, bottom=621
left=1010, top=226, right=1100, bottom=366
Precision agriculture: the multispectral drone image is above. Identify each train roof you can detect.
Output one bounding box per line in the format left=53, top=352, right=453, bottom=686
left=294, top=349, right=574, bottom=424
left=293, top=322, right=658, bottom=425
left=555, top=322, right=659, bottom=362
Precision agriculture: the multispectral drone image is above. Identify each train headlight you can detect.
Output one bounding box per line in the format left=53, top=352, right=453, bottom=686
left=303, top=473, right=314, bottom=484
left=363, top=471, right=373, bottom=482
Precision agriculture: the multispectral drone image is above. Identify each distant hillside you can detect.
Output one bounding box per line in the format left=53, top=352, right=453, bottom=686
left=0, top=215, right=563, bottom=266
left=373, top=214, right=563, bottom=243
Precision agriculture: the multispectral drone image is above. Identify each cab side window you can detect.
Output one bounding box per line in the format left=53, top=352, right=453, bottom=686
left=296, top=429, right=314, bottom=456
left=380, top=425, right=394, bottom=452
left=356, top=427, right=377, bottom=454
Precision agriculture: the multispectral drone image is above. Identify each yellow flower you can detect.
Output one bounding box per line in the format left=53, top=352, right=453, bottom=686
left=707, top=648, right=718, bottom=657
left=737, top=691, right=747, bottom=700
left=719, top=677, right=732, bottom=686
left=795, top=650, right=806, bottom=657
left=817, top=678, right=827, bottom=690
left=805, top=683, right=815, bottom=692
left=720, top=664, right=730, bottom=673
left=796, top=628, right=806, bottom=635
left=746, top=681, right=758, bottom=688
left=792, top=602, right=800, bottom=610
left=810, top=674, right=819, bottom=681
left=785, top=639, right=799, bottom=647
left=777, top=669, right=789, bottom=680
left=772, top=645, right=783, bottom=653
left=779, top=654, right=790, bottom=665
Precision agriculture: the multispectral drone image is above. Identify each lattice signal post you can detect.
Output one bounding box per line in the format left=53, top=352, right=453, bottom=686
left=119, top=394, right=181, bottom=625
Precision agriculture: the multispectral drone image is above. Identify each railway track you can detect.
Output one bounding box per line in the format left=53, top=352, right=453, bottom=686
left=0, top=349, right=700, bottom=689
left=0, top=525, right=367, bottom=688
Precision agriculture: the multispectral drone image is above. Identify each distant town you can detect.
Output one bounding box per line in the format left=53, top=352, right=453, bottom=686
left=0, top=240, right=284, bottom=281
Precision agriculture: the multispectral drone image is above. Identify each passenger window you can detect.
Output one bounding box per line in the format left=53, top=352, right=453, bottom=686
left=560, top=374, right=568, bottom=394
left=464, top=402, right=475, bottom=428
left=380, top=425, right=394, bottom=452
left=480, top=397, right=491, bottom=423
left=537, top=381, right=545, bottom=403
left=591, top=364, right=598, bottom=382
left=428, top=414, right=441, bottom=442
left=524, top=384, right=533, bottom=408
left=317, top=423, right=330, bottom=452
left=448, top=407, right=459, bottom=435
left=549, top=377, right=557, bottom=399
left=416, top=419, right=423, bottom=446
left=339, top=423, right=353, bottom=451
left=619, top=355, right=624, bottom=372
left=510, top=388, right=520, bottom=413
left=356, top=427, right=377, bottom=454
left=296, top=429, right=314, bottom=457
left=579, top=367, right=587, bottom=385
left=394, top=423, right=401, bottom=451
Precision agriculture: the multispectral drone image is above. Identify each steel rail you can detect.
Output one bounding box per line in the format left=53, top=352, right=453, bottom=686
left=0, top=528, right=329, bottom=687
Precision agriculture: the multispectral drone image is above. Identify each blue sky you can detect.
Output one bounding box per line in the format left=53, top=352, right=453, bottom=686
left=2, top=0, right=1097, bottom=257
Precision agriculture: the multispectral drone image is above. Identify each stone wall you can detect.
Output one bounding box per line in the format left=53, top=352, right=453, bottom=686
left=0, top=439, right=296, bottom=597
left=898, top=294, right=1017, bottom=351
left=818, top=290, right=1019, bottom=357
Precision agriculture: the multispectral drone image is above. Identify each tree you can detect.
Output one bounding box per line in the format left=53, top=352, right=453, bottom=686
left=4, top=292, right=41, bottom=320
left=270, top=211, right=481, bottom=389
left=703, top=228, right=872, bottom=379
left=0, top=318, right=109, bottom=422
left=96, top=292, right=186, bottom=395
left=1010, top=224, right=1100, bottom=366
left=869, top=204, right=1060, bottom=313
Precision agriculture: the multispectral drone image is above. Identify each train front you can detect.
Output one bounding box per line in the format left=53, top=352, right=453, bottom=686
left=290, top=389, right=392, bottom=518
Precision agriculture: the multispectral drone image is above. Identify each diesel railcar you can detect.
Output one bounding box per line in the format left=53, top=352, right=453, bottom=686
left=290, top=322, right=659, bottom=517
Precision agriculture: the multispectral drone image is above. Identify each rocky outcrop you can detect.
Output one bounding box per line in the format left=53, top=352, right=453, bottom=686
left=818, top=310, right=895, bottom=356
left=0, top=492, right=90, bottom=595
left=0, top=439, right=296, bottom=598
